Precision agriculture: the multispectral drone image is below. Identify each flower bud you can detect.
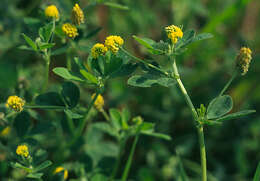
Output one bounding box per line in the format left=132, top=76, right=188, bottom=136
left=236, top=47, right=252, bottom=75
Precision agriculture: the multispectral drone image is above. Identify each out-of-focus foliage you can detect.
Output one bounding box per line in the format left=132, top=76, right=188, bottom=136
left=0, top=0, right=259, bottom=180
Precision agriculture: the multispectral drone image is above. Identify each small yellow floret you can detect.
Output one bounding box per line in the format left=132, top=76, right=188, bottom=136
left=16, top=145, right=29, bottom=158
left=236, top=47, right=252, bottom=75
left=0, top=126, right=11, bottom=136
left=104, top=35, right=124, bottom=53
left=62, top=23, right=78, bottom=39
left=5, top=96, right=25, bottom=112
left=45, top=5, right=59, bottom=20
left=92, top=94, right=104, bottom=111
left=91, top=43, right=108, bottom=59
left=71, top=3, right=84, bottom=25
left=54, top=166, right=68, bottom=180
left=165, top=25, right=183, bottom=44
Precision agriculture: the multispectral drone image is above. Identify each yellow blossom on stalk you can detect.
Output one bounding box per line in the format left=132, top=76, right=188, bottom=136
left=5, top=96, right=25, bottom=112
left=71, top=3, right=84, bottom=25
left=0, top=126, right=11, bottom=137
left=104, top=35, right=124, bottom=53
left=62, top=23, right=78, bottom=38
left=91, top=94, right=104, bottom=111
left=16, top=145, right=29, bottom=158
left=45, top=5, right=59, bottom=20
left=91, top=43, right=108, bottom=59
left=165, top=25, right=183, bottom=44
left=54, top=166, right=68, bottom=180
left=236, top=47, right=252, bottom=75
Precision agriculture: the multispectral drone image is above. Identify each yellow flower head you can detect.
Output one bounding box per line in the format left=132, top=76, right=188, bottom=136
left=236, top=47, right=252, bottom=75
left=53, top=166, right=68, bottom=180
left=91, top=43, right=108, bottom=59
left=16, top=144, right=29, bottom=158
left=45, top=5, right=59, bottom=20
left=6, top=96, right=25, bottom=112
left=91, top=94, right=104, bottom=111
left=0, top=126, right=11, bottom=137
left=165, top=25, right=183, bottom=44
left=71, top=3, right=84, bottom=25
left=104, top=35, right=124, bottom=53
left=62, top=23, right=78, bottom=39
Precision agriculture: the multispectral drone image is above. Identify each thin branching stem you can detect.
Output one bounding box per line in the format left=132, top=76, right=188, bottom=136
left=120, top=47, right=170, bottom=77
left=25, top=105, right=65, bottom=109
left=76, top=92, right=100, bottom=138
left=172, top=58, right=207, bottom=181
left=121, top=133, right=140, bottom=181
left=219, top=70, right=238, bottom=96
left=42, top=19, right=56, bottom=92
left=109, top=138, right=126, bottom=181
left=100, top=108, right=110, bottom=121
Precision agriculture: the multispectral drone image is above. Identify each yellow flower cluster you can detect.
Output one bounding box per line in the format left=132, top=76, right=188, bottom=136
left=104, top=35, right=124, bottom=53
left=6, top=96, right=25, bottom=112
left=16, top=145, right=29, bottom=158
left=54, top=166, right=68, bottom=180
left=236, top=47, right=252, bottom=75
left=0, top=126, right=10, bottom=137
left=45, top=5, right=59, bottom=20
left=92, top=94, right=104, bottom=111
left=71, top=3, right=84, bottom=25
left=62, top=23, right=78, bottom=38
left=165, top=25, right=183, bottom=44
left=91, top=43, right=108, bottom=59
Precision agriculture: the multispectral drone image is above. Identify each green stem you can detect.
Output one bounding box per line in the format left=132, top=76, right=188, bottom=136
left=100, top=108, right=110, bottom=121
left=42, top=53, right=50, bottom=92
left=172, top=60, right=198, bottom=121
left=67, top=56, right=72, bottom=71
left=198, top=126, right=207, bottom=181
left=66, top=112, right=76, bottom=136
left=109, top=139, right=126, bottom=181
left=219, top=70, right=237, bottom=96
left=76, top=92, right=100, bottom=138
left=120, top=47, right=170, bottom=77
left=121, top=134, right=140, bottom=181
left=48, top=18, right=56, bottom=43
left=172, top=58, right=207, bottom=181
left=42, top=19, right=55, bottom=92
left=25, top=105, right=65, bottom=109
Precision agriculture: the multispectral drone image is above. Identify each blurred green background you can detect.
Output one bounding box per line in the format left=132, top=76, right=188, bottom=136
left=0, top=0, right=259, bottom=180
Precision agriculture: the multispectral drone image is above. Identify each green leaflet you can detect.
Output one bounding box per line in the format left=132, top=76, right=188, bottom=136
left=128, top=73, right=175, bottom=87
left=207, top=95, right=233, bottom=120
left=22, top=33, right=37, bottom=51
left=215, top=110, right=256, bottom=122
left=133, top=35, right=167, bottom=55
left=53, top=67, right=85, bottom=82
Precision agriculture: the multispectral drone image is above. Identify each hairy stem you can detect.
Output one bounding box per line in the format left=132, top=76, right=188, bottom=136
left=172, top=58, right=207, bottom=181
